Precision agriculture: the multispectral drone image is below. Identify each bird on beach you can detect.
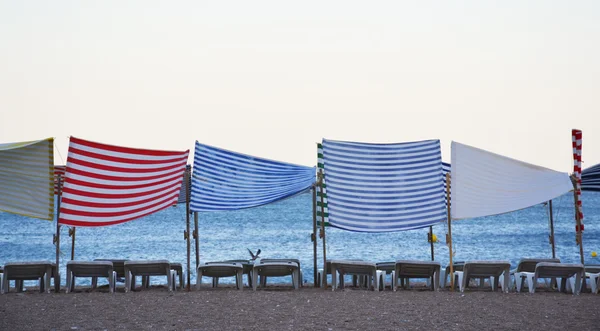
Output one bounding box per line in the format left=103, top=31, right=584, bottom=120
left=248, top=248, right=261, bottom=260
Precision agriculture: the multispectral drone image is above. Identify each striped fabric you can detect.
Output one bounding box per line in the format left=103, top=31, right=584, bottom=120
left=58, top=137, right=189, bottom=227
left=442, top=162, right=451, bottom=206
left=572, top=129, right=583, bottom=230
left=0, top=138, right=54, bottom=220
left=582, top=163, right=600, bottom=192
left=176, top=165, right=192, bottom=204
left=190, top=142, right=316, bottom=212
left=54, top=165, right=66, bottom=195
left=316, top=143, right=329, bottom=226
left=321, top=139, right=446, bottom=232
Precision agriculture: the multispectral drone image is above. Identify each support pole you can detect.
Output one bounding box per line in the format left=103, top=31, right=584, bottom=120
left=53, top=174, right=63, bottom=293
left=548, top=200, right=556, bottom=259
left=571, top=176, right=585, bottom=265
left=429, top=226, right=435, bottom=261
left=318, top=169, right=327, bottom=288
left=185, top=170, right=191, bottom=291
left=445, top=173, right=454, bottom=291
left=312, top=185, right=318, bottom=286
left=69, top=227, right=76, bottom=260
left=194, top=212, right=199, bottom=273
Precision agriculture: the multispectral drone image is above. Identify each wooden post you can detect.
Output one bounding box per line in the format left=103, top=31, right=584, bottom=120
left=446, top=173, right=454, bottom=291
left=548, top=200, right=556, bottom=259
left=194, top=212, right=200, bottom=273
left=318, top=169, right=327, bottom=288
left=312, top=185, right=318, bottom=286
left=53, top=174, right=63, bottom=293
left=429, top=226, right=435, bottom=261
left=69, top=227, right=76, bottom=260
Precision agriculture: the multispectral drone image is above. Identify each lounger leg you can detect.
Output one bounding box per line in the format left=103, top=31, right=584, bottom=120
left=331, top=266, right=337, bottom=291
left=1, top=273, right=7, bottom=294
left=125, top=271, right=132, bottom=293
left=574, top=273, right=582, bottom=295
left=560, top=278, right=567, bottom=293
left=196, top=270, right=203, bottom=290
left=252, top=269, right=258, bottom=291
left=434, top=271, right=439, bottom=291
left=237, top=270, right=243, bottom=290
left=528, top=274, right=536, bottom=294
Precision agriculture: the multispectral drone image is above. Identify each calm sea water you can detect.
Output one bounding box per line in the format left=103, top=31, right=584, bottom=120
left=1, top=191, right=599, bottom=287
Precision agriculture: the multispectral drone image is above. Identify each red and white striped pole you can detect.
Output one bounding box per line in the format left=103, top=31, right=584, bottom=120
left=572, top=129, right=584, bottom=264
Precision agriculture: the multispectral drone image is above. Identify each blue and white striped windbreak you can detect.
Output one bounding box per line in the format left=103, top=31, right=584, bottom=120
left=321, top=139, right=446, bottom=232
left=582, top=163, right=600, bottom=192
left=190, top=142, right=316, bottom=212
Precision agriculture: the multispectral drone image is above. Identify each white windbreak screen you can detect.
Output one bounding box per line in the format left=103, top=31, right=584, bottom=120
left=451, top=141, right=573, bottom=220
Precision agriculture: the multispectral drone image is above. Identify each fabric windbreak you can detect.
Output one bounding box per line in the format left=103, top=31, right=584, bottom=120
left=190, top=142, right=316, bottom=212
left=322, top=139, right=446, bottom=232
left=450, top=141, right=573, bottom=220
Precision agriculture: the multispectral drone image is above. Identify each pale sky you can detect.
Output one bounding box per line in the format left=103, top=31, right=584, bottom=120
left=1, top=1, right=598, bottom=172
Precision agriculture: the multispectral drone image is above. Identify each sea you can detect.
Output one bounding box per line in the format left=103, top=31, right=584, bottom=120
left=1, top=191, right=599, bottom=287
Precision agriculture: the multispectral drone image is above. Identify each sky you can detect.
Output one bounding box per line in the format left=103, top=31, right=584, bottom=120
left=1, top=1, right=598, bottom=172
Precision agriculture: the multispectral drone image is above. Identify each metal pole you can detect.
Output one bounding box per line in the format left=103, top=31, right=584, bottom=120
left=446, top=173, right=454, bottom=291
left=69, top=227, right=76, bottom=260
left=429, top=226, right=435, bottom=261
left=548, top=200, right=556, bottom=259
left=318, top=170, right=327, bottom=288
left=194, top=212, right=199, bottom=273
left=185, top=170, right=191, bottom=291
left=54, top=174, right=63, bottom=293
left=312, top=186, right=318, bottom=286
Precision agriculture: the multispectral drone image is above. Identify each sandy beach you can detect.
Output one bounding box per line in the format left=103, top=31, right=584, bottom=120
left=1, top=285, right=599, bottom=331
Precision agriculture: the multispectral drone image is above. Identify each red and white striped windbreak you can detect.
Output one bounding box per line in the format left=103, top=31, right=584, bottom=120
left=58, top=137, right=189, bottom=227
left=54, top=165, right=66, bottom=195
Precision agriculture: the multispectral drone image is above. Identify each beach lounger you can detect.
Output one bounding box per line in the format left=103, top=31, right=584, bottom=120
left=1, top=261, right=53, bottom=294
left=393, top=260, right=441, bottom=291
left=509, top=258, right=560, bottom=292
left=330, top=260, right=380, bottom=292
left=93, top=259, right=128, bottom=288
left=442, top=261, right=465, bottom=288
left=582, top=265, right=600, bottom=294
left=258, top=259, right=303, bottom=288
left=376, top=262, right=395, bottom=290
left=518, top=262, right=584, bottom=294
left=124, top=260, right=175, bottom=292
left=318, top=260, right=366, bottom=289
left=222, top=259, right=254, bottom=287
left=252, top=259, right=300, bottom=291
left=66, top=261, right=116, bottom=293
left=197, top=262, right=244, bottom=290
left=454, top=261, right=510, bottom=293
